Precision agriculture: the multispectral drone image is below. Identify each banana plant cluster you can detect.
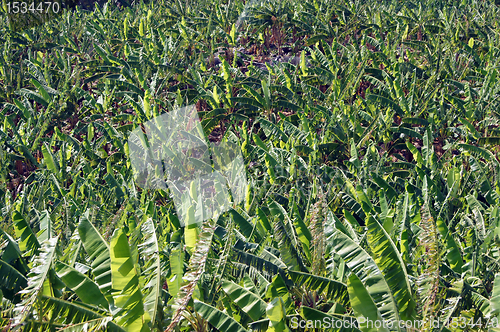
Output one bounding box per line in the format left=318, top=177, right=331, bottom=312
left=2, top=0, right=500, bottom=331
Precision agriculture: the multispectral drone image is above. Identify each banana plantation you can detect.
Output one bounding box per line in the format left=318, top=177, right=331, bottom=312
left=2, top=0, right=500, bottom=330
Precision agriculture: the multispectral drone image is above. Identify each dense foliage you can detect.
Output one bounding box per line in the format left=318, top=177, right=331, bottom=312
left=2, top=0, right=500, bottom=331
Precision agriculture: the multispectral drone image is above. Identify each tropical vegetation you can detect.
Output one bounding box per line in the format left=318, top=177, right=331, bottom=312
left=1, top=0, right=500, bottom=331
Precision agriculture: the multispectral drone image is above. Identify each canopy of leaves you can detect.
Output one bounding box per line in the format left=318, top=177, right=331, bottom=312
left=2, top=0, right=500, bottom=331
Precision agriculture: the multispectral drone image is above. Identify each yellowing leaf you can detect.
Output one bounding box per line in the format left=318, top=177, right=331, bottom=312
left=468, top=37, right=474, bottom=48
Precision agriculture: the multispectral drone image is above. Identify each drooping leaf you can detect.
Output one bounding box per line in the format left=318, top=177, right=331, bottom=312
left=366, top=214, right=417, bottom=321
left=55, top=261, right=108, bottom=309
left=138, top=218, right=162, bottom=325
left=329, top=227, right=401, bottom=324
left=222, top=280, right=267, bottom=321
left=194, top=300, right=247, bottom=332
left=109, top=229, right=150, bottom=331
left=14, top=237, right=59, bottom=327
left=12, top=211, right=40, bottom=255
left=287, top=270, right=349, bottom=306
left=77, top=210, right=112, bottom=301
left=347, top=273, right=389, bottom=332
